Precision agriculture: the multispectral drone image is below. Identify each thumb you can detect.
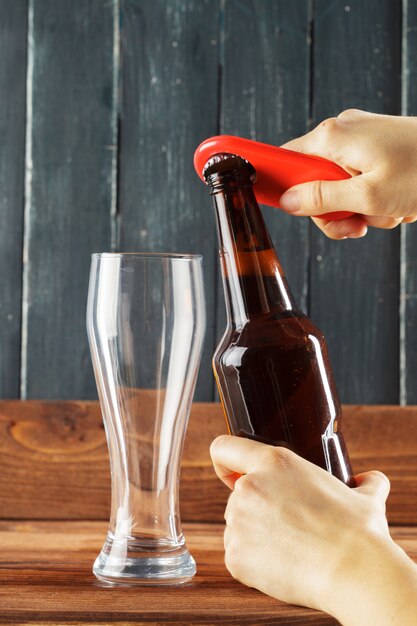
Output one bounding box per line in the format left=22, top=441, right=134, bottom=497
left=210, top=435, right=270, bottom=490
left=354, top=470, right=391, bottom=503
left=279, top=175, right=370, bottom=218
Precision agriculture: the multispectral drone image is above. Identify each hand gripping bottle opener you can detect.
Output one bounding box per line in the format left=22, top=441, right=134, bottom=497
left=194, top=135, right=352, bottom=220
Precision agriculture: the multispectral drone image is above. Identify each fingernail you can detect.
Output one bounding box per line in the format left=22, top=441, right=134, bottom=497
left=347, top=231, right=366, bottom=239
left=280, top=190, right=300, bottom=213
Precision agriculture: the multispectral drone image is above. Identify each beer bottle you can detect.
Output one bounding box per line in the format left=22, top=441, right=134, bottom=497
left=204, top=153, right=354, bottom=486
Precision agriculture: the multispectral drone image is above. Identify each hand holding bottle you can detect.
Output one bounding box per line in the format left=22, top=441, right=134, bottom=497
left=210, top=435, right=417, bottom=626
left=279, top=109, right=417, bottom=239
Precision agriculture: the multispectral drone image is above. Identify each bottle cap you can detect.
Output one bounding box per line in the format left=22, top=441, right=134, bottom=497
left=194, top=135, right=352, bottom=220
left=203, top=153, right=256, bottom=183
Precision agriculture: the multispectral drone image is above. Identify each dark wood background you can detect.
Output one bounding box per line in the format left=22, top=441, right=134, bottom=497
left=0, top=0, right=416, bottom=404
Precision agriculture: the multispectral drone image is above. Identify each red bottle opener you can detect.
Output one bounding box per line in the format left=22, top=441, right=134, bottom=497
left=194, top=135, right=353, bottom=221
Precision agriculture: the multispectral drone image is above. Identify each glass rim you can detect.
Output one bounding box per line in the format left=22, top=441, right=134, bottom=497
left=92, top=252, right=203, bottom=260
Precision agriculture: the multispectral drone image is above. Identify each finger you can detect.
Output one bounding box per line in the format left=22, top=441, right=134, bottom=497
left=281, top=111, right=370, bottom=174
left=312, top=214, right=404, bottom=238
left=354, top=470, right=391, bottom=503
left=224, top=525, right=232, bottom=549
left=210, top=435, right=269, bottom=489
left=311, top=215, right=368, bottom=240
left=364, top=216, right=403, bottom=229
left=281, top=117, right=339, bottom=160
left=281, top=132, right=321, bottom=155
left=279, top=176, right=373, bottom=218
left=402, top=216, right=417, bottom=224
left=224, top=488, right=239, bottom=524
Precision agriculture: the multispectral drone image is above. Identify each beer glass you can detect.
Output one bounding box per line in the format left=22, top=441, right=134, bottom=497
left=87, top=253, right=206, bottom=584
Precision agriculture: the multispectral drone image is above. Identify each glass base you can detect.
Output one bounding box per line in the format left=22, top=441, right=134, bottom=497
left=93, top=537, right=196, bottom=586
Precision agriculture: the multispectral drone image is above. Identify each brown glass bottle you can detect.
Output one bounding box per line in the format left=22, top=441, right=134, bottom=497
left=205, top=154, right=354, bottom=486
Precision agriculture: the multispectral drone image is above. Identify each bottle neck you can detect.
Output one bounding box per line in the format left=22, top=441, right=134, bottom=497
left=212, top=180, right=296, bottom=326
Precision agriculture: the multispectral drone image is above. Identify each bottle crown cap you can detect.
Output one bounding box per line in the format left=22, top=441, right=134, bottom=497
left=203, top=152, right=256, bottom=184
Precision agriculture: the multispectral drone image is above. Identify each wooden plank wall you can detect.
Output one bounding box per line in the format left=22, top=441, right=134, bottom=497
left=23, top=0, right=115, bottom=399
left=0, top=0, right=416, bottom=403
left=0, top=1, right=27, bottom=397
left=219, top=1, right=310, bottom=358
left=311, top=0, right=402, bottom=403
left=402, top=0, right=417, bottom=404
left=118, top=0, right=219, bottom=400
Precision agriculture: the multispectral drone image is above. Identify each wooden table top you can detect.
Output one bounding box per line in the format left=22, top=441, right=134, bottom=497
left=1, top=401, right=417, bottom=624
left=0, top=520, right=416, bottom=625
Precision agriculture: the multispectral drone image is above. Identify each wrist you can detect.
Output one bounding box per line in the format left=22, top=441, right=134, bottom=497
left=322, top=533, right=417, bottom=626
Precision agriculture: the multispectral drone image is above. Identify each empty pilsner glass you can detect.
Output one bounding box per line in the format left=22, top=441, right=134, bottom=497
left=87, top=253, right=206, bottom=585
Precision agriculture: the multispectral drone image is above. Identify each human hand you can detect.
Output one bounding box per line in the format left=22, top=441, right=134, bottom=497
left=279, top=109, right=417, bottom=239
left=210, top=435, right=417, bottom=625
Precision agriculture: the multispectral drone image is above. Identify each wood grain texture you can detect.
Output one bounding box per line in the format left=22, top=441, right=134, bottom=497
left=218, top=0, right=310, bottom=354
left=0, top=520, right=337, bottom=624
left=23, top=0, right=116, bottom=399
left=0, top=1, right=27, bottom=397
left=0, top=520, right=415, bottom=624
left=310, top=0, right=401, bottom=404
left=401, top=0, right=417, bottom=404
left=118, top=0, right=219, bottom=401
left=1, top=401, right=417, bottom=524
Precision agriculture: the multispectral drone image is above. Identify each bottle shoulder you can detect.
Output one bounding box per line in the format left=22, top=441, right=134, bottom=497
left=215, top=312, right=326, bottom=358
